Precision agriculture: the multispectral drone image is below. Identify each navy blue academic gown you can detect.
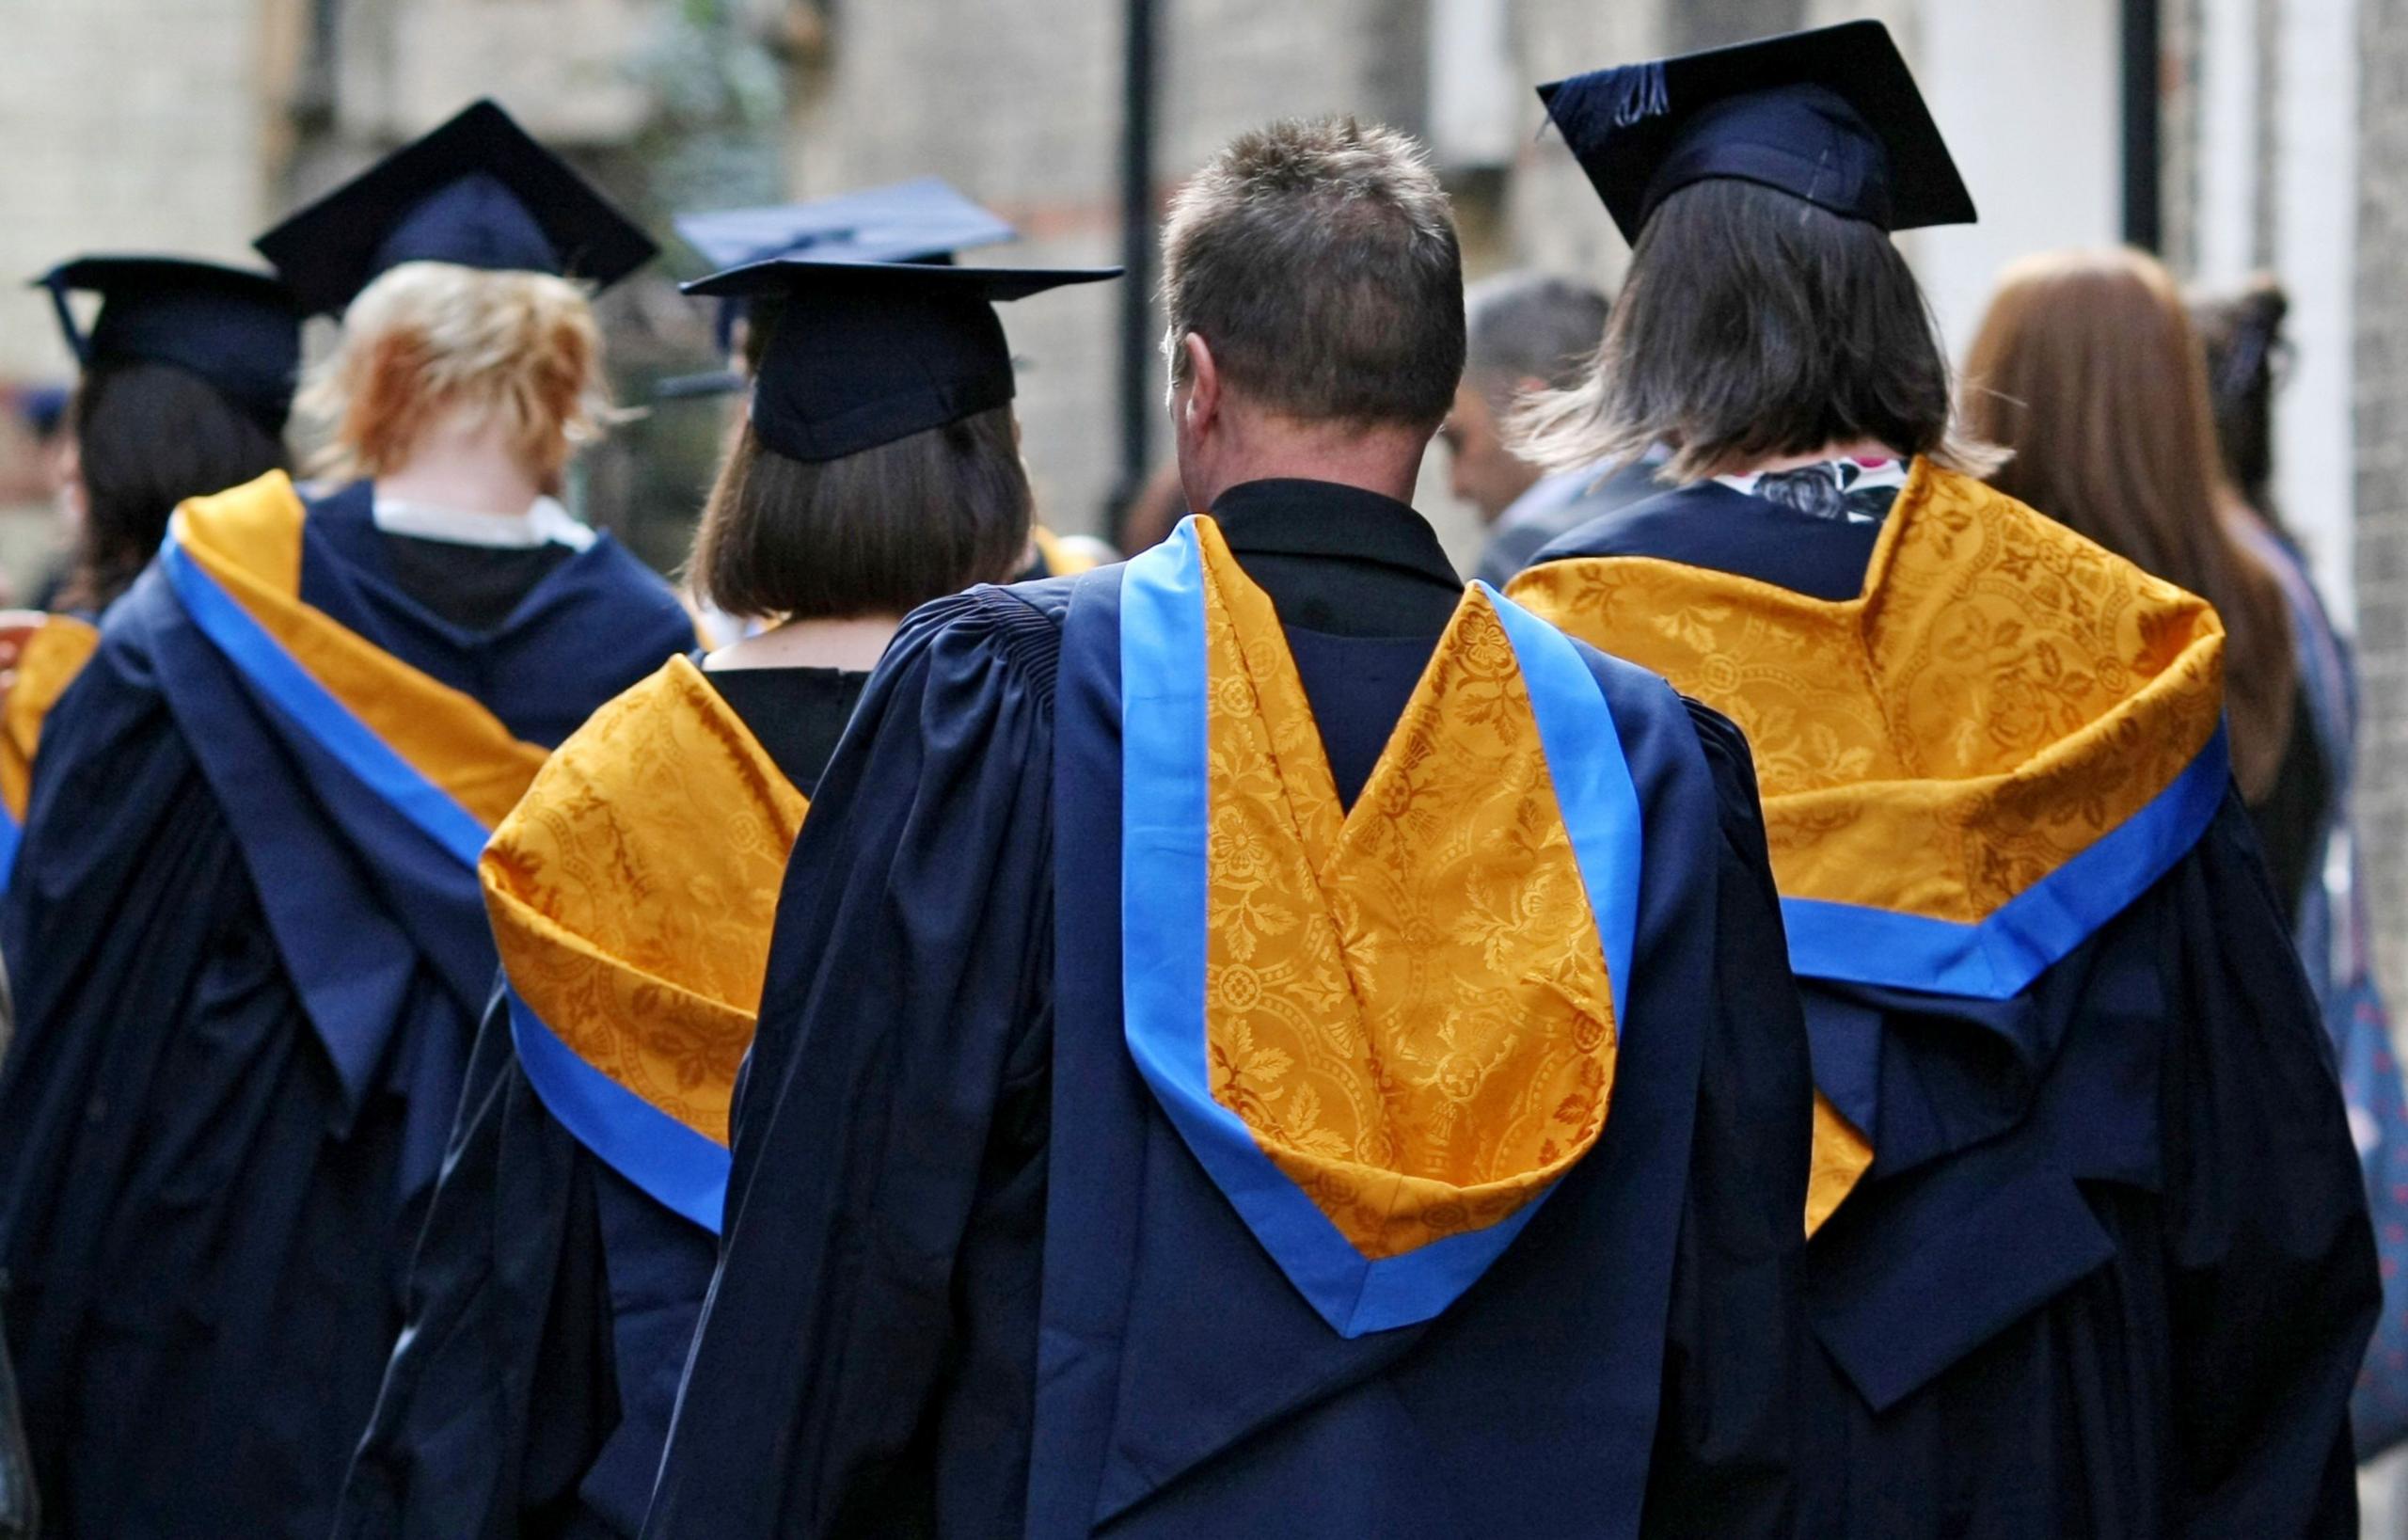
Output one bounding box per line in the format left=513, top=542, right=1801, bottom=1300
left=333, top=664, right=867, bottom=1540
left=642, top=481, right=1814, bottom=1538
left=1533, top=480, right=2379, bottom=1538
left=0, top=482, right=691, bottom=1540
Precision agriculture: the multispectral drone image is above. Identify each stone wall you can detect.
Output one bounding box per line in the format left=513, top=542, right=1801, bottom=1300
left=2357, top=0, right=2408, bottom=1004
left=0, top=0, right=284, bottom=381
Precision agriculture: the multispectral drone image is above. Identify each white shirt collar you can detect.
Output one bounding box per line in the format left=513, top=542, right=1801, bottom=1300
left=370, top=494, right=596, bottom=552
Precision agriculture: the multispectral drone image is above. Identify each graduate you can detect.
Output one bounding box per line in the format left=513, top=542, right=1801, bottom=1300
left=643, top=117, right=1812, bottom=1540
left=335, top=250, right=1114, bottom=1539
left=672, top=179, right=1113, bottom=581
left=0, top=99, right=694, bottom=1540
left=0, top=256, right=302, bottom=891
left=1507, top=23, right=2377, bottom=1535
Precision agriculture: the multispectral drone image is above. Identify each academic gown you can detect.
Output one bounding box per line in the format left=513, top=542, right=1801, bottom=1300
left=642, top=478, right=1815, bottom=1539
left=0, top=610, right=102, bottom=898
left=1515, top=464, right=2379, bottom=1538
left=335, top=661, right=868, bottom=1540
left=0, top=477, right=693, bottom=1540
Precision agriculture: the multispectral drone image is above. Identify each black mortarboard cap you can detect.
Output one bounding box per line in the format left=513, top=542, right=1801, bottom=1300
left=254, top=99, right=658, bottom=314
left=35, top=255, right=304, bottom=435
left=1537, top=20, right=1975, bottom=244
left=681, top=259, right=1118, bottom=461
left=673, top=177, right=1016, bottom=270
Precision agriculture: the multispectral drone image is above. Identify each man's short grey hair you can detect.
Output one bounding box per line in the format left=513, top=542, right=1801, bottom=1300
left=1161, top=116, right=1465, bottom=430
left=1465, top=272, right=1611, bottom=406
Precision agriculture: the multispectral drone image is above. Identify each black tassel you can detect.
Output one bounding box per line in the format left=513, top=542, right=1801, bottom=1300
left=41, top=279, right=89, bottom=367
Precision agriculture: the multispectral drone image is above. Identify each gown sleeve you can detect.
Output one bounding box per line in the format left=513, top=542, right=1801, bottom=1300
left=1642, top=700, right=1814, bottom=1539
left=643, top=588, right=1061, bottom=1540
left=2164, top=796, right=2376, bottom=1534
left=333, top=982, right=619, bottom=1540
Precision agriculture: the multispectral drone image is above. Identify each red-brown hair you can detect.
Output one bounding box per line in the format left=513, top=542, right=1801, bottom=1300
left=300, top=261, right=611, bottom=487
left=1966, top=248, right=2296, bottom=800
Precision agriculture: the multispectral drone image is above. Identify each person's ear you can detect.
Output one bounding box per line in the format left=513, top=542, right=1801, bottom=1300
left=1181, top=332, right=1220, bottom=434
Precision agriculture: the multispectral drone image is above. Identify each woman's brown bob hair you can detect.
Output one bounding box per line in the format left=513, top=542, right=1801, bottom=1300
left=1513, top=179, right=1998, bottom=482
left=1964, top=247, right=2296, bottom=801
left=689, top=404, right=1033, bottom=621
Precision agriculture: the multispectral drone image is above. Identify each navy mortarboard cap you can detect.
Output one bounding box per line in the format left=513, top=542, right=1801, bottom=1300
left=681, top=259, right=1118, bottom=462
left=35, top=256, right=304, bottom=434
left=1537, top=20, right=1975, bottom=245
left=673, top=177, right=1016, bottom=270
left=254, top=99, right=658, bottom=315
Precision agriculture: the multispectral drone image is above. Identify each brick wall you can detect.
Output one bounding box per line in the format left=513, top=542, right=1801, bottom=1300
left=2357, top=0, right=2408, bottom=1004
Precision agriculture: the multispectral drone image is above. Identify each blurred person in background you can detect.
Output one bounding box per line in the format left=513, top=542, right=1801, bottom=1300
left=1966, top=249, right=2321, bottom=921
left=0, top=258, right=300, bottom=898
left=1110, top=454, right=1187, bottom=556
left=1512, top=22, right=2375, bottom=1535
left=335, top=253, right=1111, bottom=1540
left=2193, top=278, right=2408, bottom=1462
left=1444, top=270, right=1661, bottom=585
left=645, top=115, right=1813, bottom=1539
left=0, top=101, right=694, bottom=1540
left=18, top=383, right=73, bottom=612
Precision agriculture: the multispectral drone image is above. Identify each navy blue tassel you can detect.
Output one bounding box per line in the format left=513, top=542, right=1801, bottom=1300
left=1543, top=61, right=1670, bottom=148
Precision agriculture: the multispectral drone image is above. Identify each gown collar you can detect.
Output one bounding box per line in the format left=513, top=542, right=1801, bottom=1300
left=1209, top=478, right=1460, bottom=590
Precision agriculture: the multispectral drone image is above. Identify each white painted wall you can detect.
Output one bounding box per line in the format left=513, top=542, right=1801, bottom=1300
left=2194, top=0, right=2263, bottom=286
left=2272, top=0, right=2360, bottom=616
left=1909, top=0, right=2123, bottom=355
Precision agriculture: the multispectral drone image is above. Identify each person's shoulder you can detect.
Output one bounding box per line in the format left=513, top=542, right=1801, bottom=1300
left=1528, top=477, right=1734, bottom=567
left=882, top=575, right=1079, bottom=698
left=1548, top=620, right=1769, bottom=840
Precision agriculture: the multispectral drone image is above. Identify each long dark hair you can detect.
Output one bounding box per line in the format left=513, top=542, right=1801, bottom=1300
left=1513, top=179, right=1997, bottom=481
left=2191, top=278, right=2289, bottom=529
left=1965, top=248, right=2297, bottom=802
left=65, top=360, right=288, bottom=612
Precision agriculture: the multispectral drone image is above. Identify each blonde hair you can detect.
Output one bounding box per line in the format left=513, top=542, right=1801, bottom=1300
left=299, top=261, right=613, bottom=484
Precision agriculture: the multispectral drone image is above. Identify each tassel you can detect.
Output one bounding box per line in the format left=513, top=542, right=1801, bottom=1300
left=1542, top=61, right=1670, bottom=149
left=40, top=278, right=90, bottom=367
left=735, top=226, right=856, bottom=265
left=1608, top=62, right=1671, bottom=126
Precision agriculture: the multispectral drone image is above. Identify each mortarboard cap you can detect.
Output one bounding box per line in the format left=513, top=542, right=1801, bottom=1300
left=673, top=177, right=1016, bottom=270
left=681, top=259, right=1118, bottom=462
left=254, top=98, right=658, bottom=315
left=34, top=255, right=304, bottom=435
left=670, top=178, right=1021, bottom=383
left=1537, top=20, right=1975, bottom=245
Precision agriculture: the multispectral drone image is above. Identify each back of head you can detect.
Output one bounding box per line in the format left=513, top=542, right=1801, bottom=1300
left=688, top=404, right=1032, bottom=624
left=2190, top=278, right=2290, bottom=520
left=68, top=359, right=289, bottom=611
left=298, top=259, right=610, bottom=486
left=1162, top=117, right=1465, bottom=431
left=1464, top=272, right=1610, bottom=407
left=1965, top=246, right=2296, bottom=798
left=1517, top=180, right=1982, bottom=482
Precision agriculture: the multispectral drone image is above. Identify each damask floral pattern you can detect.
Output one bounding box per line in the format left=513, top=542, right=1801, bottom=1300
left=1508, top=461, right=2226, bottom=925
left=1509, top=461, right=2227, bottom=1230
left=483, top=656, right=806, bottom=1145
left=1191, top=520, right=1618, bottom=1261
